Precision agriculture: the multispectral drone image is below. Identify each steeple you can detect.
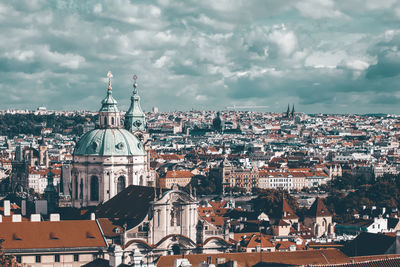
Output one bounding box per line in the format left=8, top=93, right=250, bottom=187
left=125, top=74, right=146, bottom=133
left=99, top=71, right=121, bottom=129
left=291, top=104, right=295, bottom=118
left=286, top=104, right=290, bottom=118
left=44, top=167, right=58, bottom=213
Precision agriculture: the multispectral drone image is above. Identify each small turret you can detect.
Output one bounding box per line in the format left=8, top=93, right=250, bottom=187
left=125, top=74, right=146, bottom=133
left=44, top=167, right=58, bottom=213
left=99, top=71, right=121, bottom=129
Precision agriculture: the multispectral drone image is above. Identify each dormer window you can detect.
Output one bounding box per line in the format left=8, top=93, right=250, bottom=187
left=86, top=232, right=95, bottom=239
left=49, top=232, right=59, bottom=240
left=12, top=233, right=22, bottom=241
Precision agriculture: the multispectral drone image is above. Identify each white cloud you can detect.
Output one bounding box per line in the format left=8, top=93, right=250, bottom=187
left=38, top=45, right=85, bottom=69
left=268, top=28, right=298, bottom=56
left=195, top=94, right=207, bottom=101
left=365, top=0, right=396, bottom=10
left=93, top=3, right=102, bottom=13
left=154, top=55, right=168, bottom=68
left=296, top=0, right=346, bottom=19
left=345, top=59, right=370, bottom=71
left=305, top=50, right=347, bottom=69
left=5, top=50, right=35, bottom=61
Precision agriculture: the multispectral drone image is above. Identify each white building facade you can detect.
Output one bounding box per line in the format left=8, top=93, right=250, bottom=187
left=71, top=73, right=150, bottom=208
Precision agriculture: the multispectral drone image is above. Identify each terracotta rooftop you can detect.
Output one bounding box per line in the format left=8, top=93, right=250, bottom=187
left=165, top=170, right=194, bottom=178
left=0, top=220, right=106, bottom=251
left=156, top=249, right=351, bottom=267
left=281, top=198, right=298, bottom=220
left=307, top=197, right=332, bottom=217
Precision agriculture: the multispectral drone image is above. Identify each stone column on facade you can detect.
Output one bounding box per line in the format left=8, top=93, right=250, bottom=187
left=187, top=205, right=191, bottom=239
left=99, top=173, right=104, bottom=203
left=165, top=205, right=169, bottom=240
left=110, top=170, right=115, bottom=200
left=182, top=205, right=187, bottom=237
left=84, top=169, right=88, bottom=206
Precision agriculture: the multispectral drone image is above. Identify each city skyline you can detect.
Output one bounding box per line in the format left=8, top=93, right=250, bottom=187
left=1, top=1, right=400, bottom=113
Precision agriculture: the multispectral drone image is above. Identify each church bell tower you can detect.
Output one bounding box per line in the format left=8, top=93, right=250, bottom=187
left=125, top=75, right=146, bottom=137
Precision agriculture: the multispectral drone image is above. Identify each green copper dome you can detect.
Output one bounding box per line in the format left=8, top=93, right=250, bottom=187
left=73, top=129, right=145, bottom=156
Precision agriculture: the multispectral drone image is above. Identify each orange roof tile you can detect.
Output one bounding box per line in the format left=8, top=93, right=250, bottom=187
left=156, top=249, right=351, bottom=267
left=0, top=220, right=106, bottom=250
left=165, top=170, right=194, bottom=178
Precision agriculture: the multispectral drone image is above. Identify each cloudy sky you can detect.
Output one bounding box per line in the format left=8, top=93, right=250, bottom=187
left=1, top=0, right=400, bottom=114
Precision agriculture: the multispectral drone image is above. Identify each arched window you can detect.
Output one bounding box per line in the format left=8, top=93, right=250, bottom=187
left=90, top=176, right=99, bottom=201
left=139, top=175, right=144, bottom=186
left=74, top=175, right=78, bottom=200
left=117, top=176, right=125, bottom=194
left=172, top=244, right=180, bottom=255
left=104, top=117, right=107, bottom=126
left=79, top=179, right=83, bottom=199
left=111, top=117, right=115, bottom=125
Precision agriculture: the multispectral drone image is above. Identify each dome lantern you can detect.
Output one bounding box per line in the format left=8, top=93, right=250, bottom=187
left=99, top=71, right=121, bottom=129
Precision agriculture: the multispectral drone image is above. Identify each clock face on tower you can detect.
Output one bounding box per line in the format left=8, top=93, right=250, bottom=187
left=134, top=120, right=142, bottom=127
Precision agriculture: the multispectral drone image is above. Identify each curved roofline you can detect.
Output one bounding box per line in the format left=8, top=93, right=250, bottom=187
left=123, top=239, right=153, bottom=249
left=158, top=189, right=197, bottom=203
left=73, top=128, right=145, bottom=157
left=202, top=236, right=234, bottom=247
left=154, top=234, right=196, bottom=248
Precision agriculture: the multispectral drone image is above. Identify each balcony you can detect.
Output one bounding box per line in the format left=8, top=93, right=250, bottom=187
left=127, top=232, right=148, bottom=239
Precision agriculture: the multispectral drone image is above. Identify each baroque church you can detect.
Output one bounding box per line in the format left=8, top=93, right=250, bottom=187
left=71, top=72, right=152, bottom=208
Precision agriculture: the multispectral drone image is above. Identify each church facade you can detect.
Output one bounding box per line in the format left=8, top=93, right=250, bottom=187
left=71, top=73, right=152, bottom=208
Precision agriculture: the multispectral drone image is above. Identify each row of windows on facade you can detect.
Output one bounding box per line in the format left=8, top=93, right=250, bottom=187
left=102, top=116, right=118, bottom=126
left=73, top=176, right=126, bottom=201
left=17, top=254, right=82, bottom=263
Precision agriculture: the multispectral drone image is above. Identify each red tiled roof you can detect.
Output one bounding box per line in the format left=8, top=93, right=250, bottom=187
left=165, top=170, right=194, bottom=178
left=307, top=197, right=331, bottom=217
left=0, top=220, right=106, bottom=250
left=156, top=249, right=351, bottom=267
left=281, top=198, right=298, bottom=220
left=246, top=234, right=274, bottom=249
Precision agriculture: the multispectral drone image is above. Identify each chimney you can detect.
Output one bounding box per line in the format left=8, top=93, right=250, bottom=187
left=21, top=200, right=26, bottom=216
left=12, top=214, right=22, bottom=222
left=91, top=213, right=96, bottom=221
left=30, top=214, right=41, bottom=222
left=50, top=213, right=60, bottom=221
left=4, top=200, right=10, bottom=216
left=109, top=245, right=123, bottom=267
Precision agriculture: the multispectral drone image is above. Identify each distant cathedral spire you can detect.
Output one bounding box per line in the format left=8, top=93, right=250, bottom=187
left=125, top=74, right=146, bottom=133
left=291, top=104, right=295, bottom=118
left=286, top=104, right=290, bottom=118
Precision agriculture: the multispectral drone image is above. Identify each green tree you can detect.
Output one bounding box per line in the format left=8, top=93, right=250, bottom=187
left=0, top=239, right=18, bottom=266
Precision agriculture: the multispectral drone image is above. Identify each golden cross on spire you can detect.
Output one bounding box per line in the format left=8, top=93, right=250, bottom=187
left=107, top=71, right=113, bottom=90
left=133, top=74, right=138, bottom=89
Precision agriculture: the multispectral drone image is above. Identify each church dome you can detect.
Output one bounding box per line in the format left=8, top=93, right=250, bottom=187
left=73, top=128, right=145, bottom=156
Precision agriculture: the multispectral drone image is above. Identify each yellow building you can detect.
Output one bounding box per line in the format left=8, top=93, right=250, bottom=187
left=159, top=170, right=194, bottom=189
